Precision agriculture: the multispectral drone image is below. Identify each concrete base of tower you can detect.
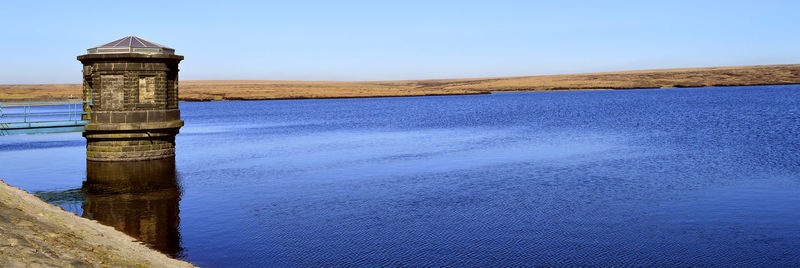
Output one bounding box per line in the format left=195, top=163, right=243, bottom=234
left=83, top=120, right=183, bottom=161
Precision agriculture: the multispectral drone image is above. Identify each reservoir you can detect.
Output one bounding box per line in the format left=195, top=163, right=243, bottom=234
left=1, top=85, right=799, bottom=266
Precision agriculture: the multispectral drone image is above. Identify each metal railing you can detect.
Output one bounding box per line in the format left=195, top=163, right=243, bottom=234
left=0, top=100, right=90, bottom=123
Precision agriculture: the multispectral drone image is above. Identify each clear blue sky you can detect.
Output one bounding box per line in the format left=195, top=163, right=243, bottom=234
left=2, top=0, right=799, bottom=84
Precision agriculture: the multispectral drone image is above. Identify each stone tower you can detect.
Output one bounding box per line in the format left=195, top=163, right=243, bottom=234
left=78, top=36, right=183, bottom=161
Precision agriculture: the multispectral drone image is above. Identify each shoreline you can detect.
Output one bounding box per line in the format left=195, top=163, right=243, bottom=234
left=1, top=64, right=799, bottom=102
left=0, top=180, right=194, bottom=267
left=178, top=90, right=493, bottom=102
left=180, top=82, right=800, bottom=102
left=2, top=82, right=798, bottom=103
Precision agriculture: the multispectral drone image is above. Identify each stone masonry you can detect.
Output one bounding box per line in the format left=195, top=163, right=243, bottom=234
left=78, top=36, right=184, bottom=161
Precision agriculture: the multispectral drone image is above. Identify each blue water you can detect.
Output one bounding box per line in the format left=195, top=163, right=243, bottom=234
left=1, top=85, right=799, bottom=266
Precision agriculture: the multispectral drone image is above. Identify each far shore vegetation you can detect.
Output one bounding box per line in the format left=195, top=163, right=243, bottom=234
left=2, top=64, right=799, bottom=102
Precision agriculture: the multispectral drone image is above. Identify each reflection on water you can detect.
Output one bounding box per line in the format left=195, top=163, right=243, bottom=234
left=83, top=158, right=183, bottom=257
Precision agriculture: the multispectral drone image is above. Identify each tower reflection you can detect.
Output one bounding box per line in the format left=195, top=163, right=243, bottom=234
left=83, top=157, right=183, bottom=257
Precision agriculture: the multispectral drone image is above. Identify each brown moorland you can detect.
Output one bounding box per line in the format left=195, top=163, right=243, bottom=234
left=2, top=64, right=799, bottom=102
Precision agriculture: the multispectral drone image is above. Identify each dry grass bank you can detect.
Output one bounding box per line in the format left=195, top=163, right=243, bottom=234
left=0, top=180, right=194, bottom=267
left=2, top=64, right=799, bottom=102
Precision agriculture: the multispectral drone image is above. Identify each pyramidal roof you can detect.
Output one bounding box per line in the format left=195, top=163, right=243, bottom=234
left=87, top=36, right=175, bottom=55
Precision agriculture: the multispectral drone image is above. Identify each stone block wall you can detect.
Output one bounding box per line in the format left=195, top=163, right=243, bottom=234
left=83, top=60, right=179, bottom=112
left=85, top=137, right=176, bottom=162
left=78, top=53, right=184, bottom=161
